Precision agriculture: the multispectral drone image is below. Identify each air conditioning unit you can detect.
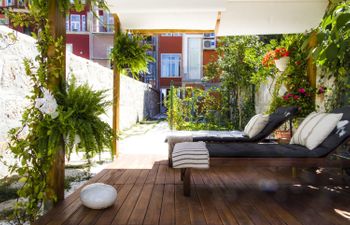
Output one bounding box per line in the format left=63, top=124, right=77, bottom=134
left=203, top=39, right=216, bottom=50
left=204, top=33, right=215, bottom=39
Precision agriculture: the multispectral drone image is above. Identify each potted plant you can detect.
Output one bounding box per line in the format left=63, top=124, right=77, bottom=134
left=273, top=47, right=290, bottom=71
left=110, top=32, right=155, bottom=79
left=262, top=47, right=290, bottom=71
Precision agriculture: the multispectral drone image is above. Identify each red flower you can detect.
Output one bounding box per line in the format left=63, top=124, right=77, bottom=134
left=298, top=88, right=306, bottom=94
left=293, top=95, right=300, bottom=100
left=295, top=60, right=301, bottom=65
left=274, top=47, right=290, bottom=60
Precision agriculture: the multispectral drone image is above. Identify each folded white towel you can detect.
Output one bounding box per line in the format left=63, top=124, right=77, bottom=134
left=167, top=135, right=193, bottom=158
left=172, top=142, right=209, bottom=169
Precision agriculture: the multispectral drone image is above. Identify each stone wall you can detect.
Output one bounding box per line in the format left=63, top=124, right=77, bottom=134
left=0, top=26, right=159, bottom=145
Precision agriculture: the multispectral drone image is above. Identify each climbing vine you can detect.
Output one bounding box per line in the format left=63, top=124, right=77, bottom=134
left=5, top=1, right=111, bottom=224
left=307, top=0, right=350, bottom=110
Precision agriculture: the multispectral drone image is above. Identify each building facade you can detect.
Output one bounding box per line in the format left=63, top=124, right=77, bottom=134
left=157, top=33, right=218, bottom=111
left=1, top=2, right=220, bottom=113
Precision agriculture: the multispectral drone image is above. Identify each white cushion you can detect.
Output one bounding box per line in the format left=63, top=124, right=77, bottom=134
left=80, top=183, right=117, bottom=209
left=244, top=114, right=269, bottom=138
left=290, top=112, right=343, bottom=150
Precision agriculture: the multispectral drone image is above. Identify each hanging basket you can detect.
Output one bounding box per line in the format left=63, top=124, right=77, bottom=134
left=274, top=56, right=290, bottom=72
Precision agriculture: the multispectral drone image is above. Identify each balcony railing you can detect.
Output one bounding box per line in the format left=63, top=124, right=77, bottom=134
left=92, top=24, right=114, bottom=33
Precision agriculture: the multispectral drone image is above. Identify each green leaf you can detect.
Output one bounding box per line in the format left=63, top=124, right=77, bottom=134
left=19, top=177, right=27, bottom=183
left=336, top=13, right=350, bottom=30
left=325, top=43, right=339, bottom=60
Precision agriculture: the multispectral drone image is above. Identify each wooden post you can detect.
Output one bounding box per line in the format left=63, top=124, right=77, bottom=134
left=307, top=32, right=317, bottom=90
left=112, top=14, right=121, bottom=158
left=47, top=0, right=66, bottom=204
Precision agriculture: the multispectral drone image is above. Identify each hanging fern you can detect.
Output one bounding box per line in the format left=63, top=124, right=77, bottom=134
left=59, top=77, right=113, bottom=160
left=110, top=32, right=155, bottom=78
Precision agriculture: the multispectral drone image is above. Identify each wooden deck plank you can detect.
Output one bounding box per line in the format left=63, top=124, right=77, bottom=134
left=59, top=170, right=126, bottom=225
left=145, top=163, right=160, bottom=184
left=155, top=164, right=167, bottom=184
left=111, top=167, right=152, bottom=225
left=112, top=184, right=144, bottom=224
left=174, top=184, right=191, bottom=225
left=159, top=184, right=176, bottom=225
left=38, top=169, right=116, bottom=225
left=219, top=168, right=288, bottom=225
left=127, top=184, right=154, bottom=225
left=200, top=170, right=239, bottom=225
left=94, top=184, right=134, bottom=225
left=187, top=186, right=207, bottom=225
left=143, top=184, right=164, bottom=225
left=165, top=166, right=175, bottom=184
left=35, top=159, right=350, bottom=225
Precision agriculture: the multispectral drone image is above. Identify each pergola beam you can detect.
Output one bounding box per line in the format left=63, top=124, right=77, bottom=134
left=215, top=12, right=221, bottom=36
left=47, top=0, right=66, bottom=204
left=112, top=14, right=121, bottom=158
left=307, top=31, right=317, bottom=89
left=129, top=29, right=214, bottom=35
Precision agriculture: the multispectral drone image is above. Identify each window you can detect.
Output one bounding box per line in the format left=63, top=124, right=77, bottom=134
left=161, top=54, right=181, bottom=77
left=99, top=15, right=105, bottom=32
left=7, top=0, right=14, bottom=6
left=106, top=13, right=114, bottom=32
left=81, top=15, right=86, bottom=32
left=188, top=38, right=202, bottom=80
left=70, top=14, right=81, bottom=32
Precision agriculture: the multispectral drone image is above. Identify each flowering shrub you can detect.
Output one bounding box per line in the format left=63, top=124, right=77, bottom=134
left=262, top=47, right=290, bottom=67
left=262, top=50, right=275, bottom=67
left=279, top=87, right=314, bottom=117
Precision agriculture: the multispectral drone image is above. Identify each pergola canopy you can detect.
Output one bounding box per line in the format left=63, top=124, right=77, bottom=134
left=105, top=0, right=328, bottom=36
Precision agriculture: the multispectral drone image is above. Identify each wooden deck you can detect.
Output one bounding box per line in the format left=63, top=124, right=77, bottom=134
left=35, top=154, right=350, bottom=225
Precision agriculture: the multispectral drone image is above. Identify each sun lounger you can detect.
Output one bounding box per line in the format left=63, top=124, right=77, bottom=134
left=175, top=106, right=350, bottom=196
left=167, top=106, right=298, bottom=166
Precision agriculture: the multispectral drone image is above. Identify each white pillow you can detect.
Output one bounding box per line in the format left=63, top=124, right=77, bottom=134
left=244, top=114, right=269, bottom=138
left=290, top=112, right=343, bottom=150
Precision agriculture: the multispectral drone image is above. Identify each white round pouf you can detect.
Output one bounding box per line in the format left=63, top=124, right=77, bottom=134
left=80, top=183, right=117, bottom=209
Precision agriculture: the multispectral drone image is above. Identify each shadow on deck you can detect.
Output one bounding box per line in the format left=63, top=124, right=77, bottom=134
left=35, top=154, right=350, bottom=225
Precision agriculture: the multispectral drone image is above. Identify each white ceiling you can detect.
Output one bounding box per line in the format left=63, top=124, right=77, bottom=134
left=105, top=0, right=329, bottom=35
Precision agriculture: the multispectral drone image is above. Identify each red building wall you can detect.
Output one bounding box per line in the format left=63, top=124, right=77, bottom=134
left=158, top=36, right=183, bottom=88
left=66, top=34, right=90, bottom=59
left=203, top=49, right=220, bottom=83
left=203, top=50, right=218, bottom=65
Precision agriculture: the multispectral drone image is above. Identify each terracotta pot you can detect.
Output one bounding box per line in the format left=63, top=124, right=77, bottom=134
left=274, top=130, right=291, bottom=140
left=274, top=56, right=290, bottom=72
